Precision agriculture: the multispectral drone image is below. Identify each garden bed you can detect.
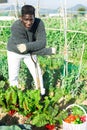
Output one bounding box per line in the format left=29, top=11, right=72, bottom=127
left=0, top=107, right=63, bottom=130
left=1, top=100, right=87, bottom=130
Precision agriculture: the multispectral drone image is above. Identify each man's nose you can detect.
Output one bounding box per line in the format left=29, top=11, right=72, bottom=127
left=27, top=20, right=31, bottom=24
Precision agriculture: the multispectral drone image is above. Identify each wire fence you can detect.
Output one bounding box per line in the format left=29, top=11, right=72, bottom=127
left=0, top=2, right=87, bottom=52
left=0, top=1, right=87, bottom=78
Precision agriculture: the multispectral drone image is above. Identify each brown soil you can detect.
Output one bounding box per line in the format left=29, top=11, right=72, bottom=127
left=1, top=99, right=87, bottom=130
left=0, top=108, right=63, bottom=130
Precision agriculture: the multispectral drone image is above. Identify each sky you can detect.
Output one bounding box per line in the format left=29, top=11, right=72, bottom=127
left=8, top=0, right=87, bottom=9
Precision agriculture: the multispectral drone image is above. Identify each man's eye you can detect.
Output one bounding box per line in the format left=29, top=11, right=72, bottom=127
left=25, top=19, right=28, bottom=21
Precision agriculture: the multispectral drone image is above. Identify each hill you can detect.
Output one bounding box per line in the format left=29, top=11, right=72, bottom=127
left=0, top=3, right=87, bottom=15
left=68, top=4, right=87, bottom=11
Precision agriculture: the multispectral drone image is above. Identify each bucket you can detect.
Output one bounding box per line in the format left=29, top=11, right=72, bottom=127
left=63, top=104, right=87, bottom=130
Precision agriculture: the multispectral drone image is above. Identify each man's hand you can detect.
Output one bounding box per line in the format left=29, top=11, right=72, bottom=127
left=17, top=44, right=27, bottom=53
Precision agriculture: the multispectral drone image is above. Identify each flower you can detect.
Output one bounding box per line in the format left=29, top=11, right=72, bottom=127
left=45, top=124, right=55, bottom=130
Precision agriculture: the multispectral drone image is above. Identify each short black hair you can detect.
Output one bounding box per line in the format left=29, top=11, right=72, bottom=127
left=21, top=5, right=35, bottom=16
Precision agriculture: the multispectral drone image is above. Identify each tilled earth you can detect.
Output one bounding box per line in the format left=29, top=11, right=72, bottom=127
left=1, top=99, right=87, bottom=130
left=0, top=108, right=63, bottom=130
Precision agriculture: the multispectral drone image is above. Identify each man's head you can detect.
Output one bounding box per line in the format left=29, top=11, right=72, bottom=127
left=21, top=5, right=35, bottom=29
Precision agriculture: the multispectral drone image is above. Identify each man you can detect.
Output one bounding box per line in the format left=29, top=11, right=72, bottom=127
left=7, top=5, right=56, bottom=95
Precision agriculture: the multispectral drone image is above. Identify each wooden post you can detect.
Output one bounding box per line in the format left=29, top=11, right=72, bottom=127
left=14, top=0, right=19, bottom=19
left=36, top=0, right=40, bottom=17
left=78, top=44, right=85, bottom=80
left=63, top=0, right=68, bottom=76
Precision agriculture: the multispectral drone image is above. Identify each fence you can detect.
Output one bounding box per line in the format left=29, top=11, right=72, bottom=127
left=0, top=1, right=87, bottom=77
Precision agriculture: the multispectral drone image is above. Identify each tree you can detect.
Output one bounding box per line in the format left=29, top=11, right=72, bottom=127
left=77, top=7, right=86, bottom=16
left=0, top=0, right=7, bottom=3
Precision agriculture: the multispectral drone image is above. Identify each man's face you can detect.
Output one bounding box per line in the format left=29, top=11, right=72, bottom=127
left=21, top=14, right=35, bottom=29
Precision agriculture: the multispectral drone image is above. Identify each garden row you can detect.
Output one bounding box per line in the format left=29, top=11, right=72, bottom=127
left=0, top=16, right=87, bottom=128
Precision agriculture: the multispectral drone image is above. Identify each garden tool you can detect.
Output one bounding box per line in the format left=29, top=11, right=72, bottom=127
left=31, top=55, right=40, bottom=89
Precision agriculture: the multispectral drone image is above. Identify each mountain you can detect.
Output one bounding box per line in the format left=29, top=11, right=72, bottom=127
left=40, top=8, right=58, bottom=15
left=40, top=4, right=87, bottom=15
left=68, top=4, right=87, bottom=11
left=0, top=4, right=15, bottom=10
left=0, top=4, right=58, bottom=15
left=0, top=4, right=87, bottom=15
